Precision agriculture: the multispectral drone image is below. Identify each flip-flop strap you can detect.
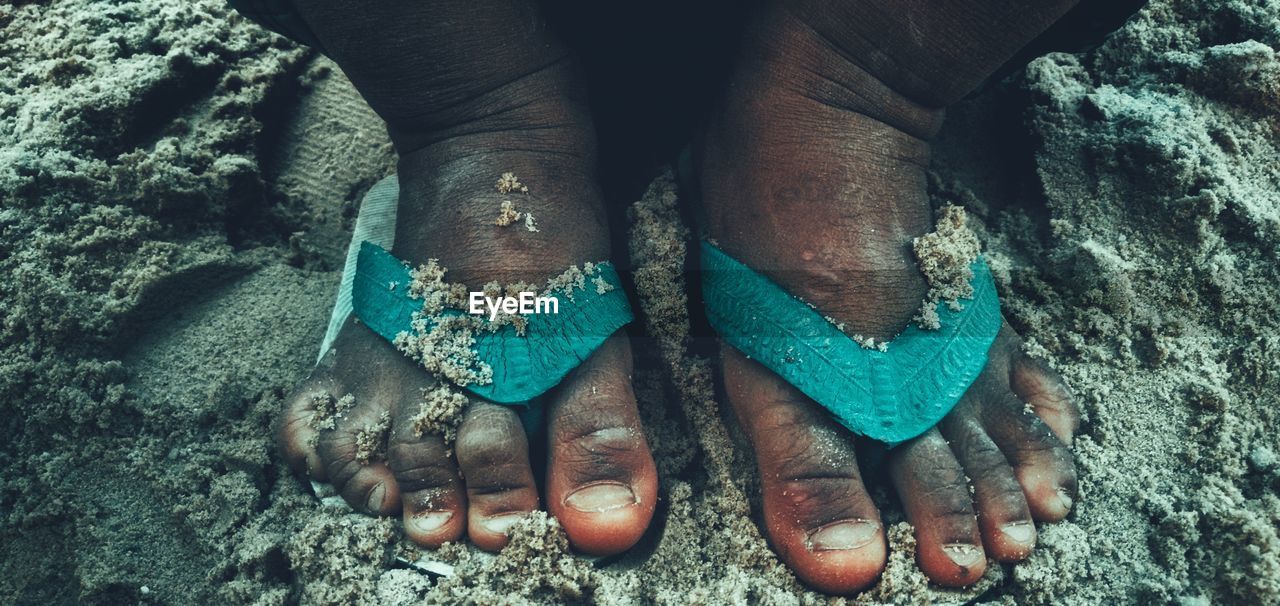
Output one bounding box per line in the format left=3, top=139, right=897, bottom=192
left=700, top=241, right=1001, bottom=445
left=352, top=242, right=633, bottom=404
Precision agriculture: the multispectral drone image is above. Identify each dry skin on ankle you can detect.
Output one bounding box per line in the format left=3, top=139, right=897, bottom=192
left=353, top=411, right=391, bottom=465
left=913, top=204, right=982, bottom=329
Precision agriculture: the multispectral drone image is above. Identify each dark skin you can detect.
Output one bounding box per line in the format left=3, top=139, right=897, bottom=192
left=277, top=0, right=1081, bottom=593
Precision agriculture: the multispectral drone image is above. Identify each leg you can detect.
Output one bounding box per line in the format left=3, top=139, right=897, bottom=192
left=275, top=0, right=657, bottom=555
left=699, top=0, right=1080, bottom=592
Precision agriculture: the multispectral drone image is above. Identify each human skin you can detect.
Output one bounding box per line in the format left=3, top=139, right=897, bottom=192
left=274, top=0, right=1082, bottom=594
left=696, top=0, right=1082, bottom=592
left=276, top=0, right=658, bottom=556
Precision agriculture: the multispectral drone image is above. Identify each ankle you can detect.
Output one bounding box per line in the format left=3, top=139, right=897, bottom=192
left=384, top=58, right=597, bottom=158
left=730, top=8, right=947, bottom=142
left=390, top=139, right=608, bottom=286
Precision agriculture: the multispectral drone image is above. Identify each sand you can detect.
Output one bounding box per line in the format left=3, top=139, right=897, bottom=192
left=2, top=0, right=1278, bottom=604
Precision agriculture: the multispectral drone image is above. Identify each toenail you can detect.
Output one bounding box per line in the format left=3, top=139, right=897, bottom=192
left=1000, top=521, right=1035, bottom=544
left=804, top=519, right=880, bottom=551
left=407, top=510, right=453, bottom=535
left=942, top=543, right=983, bottom=567
left=306, top=454, right=323, bottom=478
left=1056, top=487, right=1075, bottom=512
left=564, top=481, right=638, bottom=513
left=481, top=513, right=527, bottom=536
left=367, top=483, right=386, bottom=513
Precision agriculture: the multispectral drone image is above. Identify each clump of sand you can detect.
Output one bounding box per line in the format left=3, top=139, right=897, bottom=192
left=394, top=314, right=495, bottom=388
left=309, top=392, right=356, bottom=432
left=912, top=204, right=982, bottom=329
left=495, top=172, right=529, bottom=195
left=428, top=512, right=602, bottom=603
left=495, top=200, right=522, bottom=226
left=393, top=254, right=613, bottom=383
left=410, top=385, right=469, bottom=447
left=353, top=411, right=391, bottom=465
left=494, top=173, right=538, bottom=232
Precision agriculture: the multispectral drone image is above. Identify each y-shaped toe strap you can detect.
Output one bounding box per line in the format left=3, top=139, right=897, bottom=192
left=700, top=240, right=1001, bottom=446
left=352, top=242, right=634, bottom=406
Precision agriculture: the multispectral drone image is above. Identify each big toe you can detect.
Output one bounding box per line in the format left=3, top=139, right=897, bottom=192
left=545, top=336, right=658, bottom=556
left=722, top=347, right=887, bottom=594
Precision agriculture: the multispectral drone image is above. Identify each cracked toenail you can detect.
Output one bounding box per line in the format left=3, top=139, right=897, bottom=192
left=564, top=481, right=637, bottom=513
left=366, top=483, right=386, bottom=512
left=804, top=519, right=879, bottom=551
left=1000, top=521, right=1035, bottom=544
left=942, top=544, right=983, bottom=567
left=1056, top=487, right=1074, bottom=512
left=482, top=513, right=527, bottom=536
left=407, top=510, right=453, bottom=534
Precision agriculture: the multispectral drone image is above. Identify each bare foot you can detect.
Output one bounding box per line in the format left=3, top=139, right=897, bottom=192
left=275, top=0, right=656, bottom=556
left=698, top=2, right=1079, bottom=593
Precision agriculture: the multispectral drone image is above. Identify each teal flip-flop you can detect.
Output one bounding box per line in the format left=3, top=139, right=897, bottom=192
left=322, top=175, right=634, bottom=428
left=700, top=241, right=1002, bottom=446
left=678, top=142, right=1001, bottom=446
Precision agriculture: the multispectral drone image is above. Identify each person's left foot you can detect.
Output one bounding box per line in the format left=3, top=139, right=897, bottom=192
left=696, top=7, right=1080, bottom=593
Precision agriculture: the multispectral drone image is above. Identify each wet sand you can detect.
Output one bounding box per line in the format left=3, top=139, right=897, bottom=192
left=2, top=0, right=1278, bottom=603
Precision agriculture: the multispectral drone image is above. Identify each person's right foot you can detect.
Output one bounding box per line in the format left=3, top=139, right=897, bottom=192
left=274, top=0, right=656, bottom=556
left=697, top=3, right=1080, bottom=593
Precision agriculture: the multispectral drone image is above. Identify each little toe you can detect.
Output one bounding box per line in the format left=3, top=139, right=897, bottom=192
left=981, top=391, right=1078, bottom=522
left=1009, top=351, right=1080, bottom=445
left=546, top=336, right=658, bottom=557
left=888, top=428, right=987, bottom=587
left=388, top=392, right=467, bottom=547
left=940, top=415, right=1036, bottom=561
left=454, top=401, right=539, bottom=551
left=279, top=380, right=332, bottom=481
left=722, top=347, right=886, bottom=594
left=315, top=400, right=401, bottom=516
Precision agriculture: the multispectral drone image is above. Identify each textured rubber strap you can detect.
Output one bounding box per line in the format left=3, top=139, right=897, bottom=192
left=352, top=242, right=633, bottom=404
left=318, top=176, right=399, bottom=363
left=700, top=241, right=1001, bottom=445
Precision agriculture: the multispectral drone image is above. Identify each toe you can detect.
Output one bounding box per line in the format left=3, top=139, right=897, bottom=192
left=981, top=391, right=1078, bottom=522
left=388, top=392, right=467, bottom=547
left=722, top=347, right=886, bottom=594
left=454, top=401, right=539, bottom=551
left=1009, top=352, right=1080, bottom=446
left=888, top=428, right=986, bottom=587
left=940, top=414, right=1035, bottom=562
left=279, top=381, right=330, bottom=481
left=315, top=399, right=402, bottom=516
left=546, top=336, right=658, bottom=556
